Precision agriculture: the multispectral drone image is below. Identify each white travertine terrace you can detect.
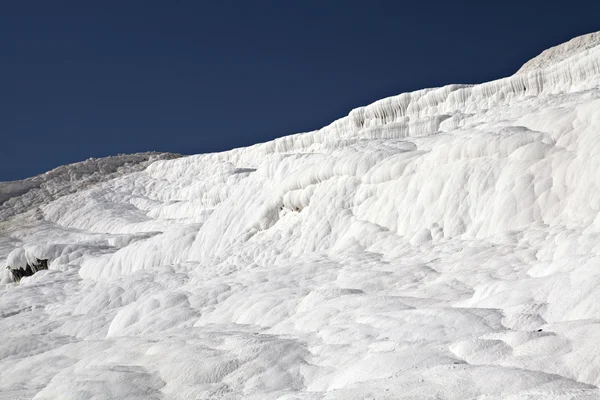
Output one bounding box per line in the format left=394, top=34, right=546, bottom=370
left=2, top=32, right=600, bottom=399
left=517, top=31, right=600, bottom=74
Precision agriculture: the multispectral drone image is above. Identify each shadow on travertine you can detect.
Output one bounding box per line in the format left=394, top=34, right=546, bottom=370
left=6, top=258, right=49, bottom=282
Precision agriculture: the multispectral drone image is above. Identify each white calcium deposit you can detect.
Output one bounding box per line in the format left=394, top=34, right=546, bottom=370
left=2, top=31, right=600, bottom=399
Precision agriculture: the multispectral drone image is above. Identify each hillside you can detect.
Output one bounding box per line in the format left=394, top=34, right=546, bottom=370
left=2, top=31, right=600, bottom=399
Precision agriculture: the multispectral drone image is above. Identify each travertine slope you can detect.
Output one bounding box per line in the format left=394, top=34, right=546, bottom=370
left=2, top=32, right=600, bottom=399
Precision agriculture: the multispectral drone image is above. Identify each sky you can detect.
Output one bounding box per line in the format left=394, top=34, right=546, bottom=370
left=2, top=1, right=599, bottom=181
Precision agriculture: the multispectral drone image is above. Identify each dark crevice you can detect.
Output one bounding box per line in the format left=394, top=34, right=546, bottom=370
left=6, top=259, right=49, bottom=282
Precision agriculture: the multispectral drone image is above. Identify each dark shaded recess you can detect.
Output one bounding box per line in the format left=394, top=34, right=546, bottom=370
left=6, top=259, right=48, bottom=282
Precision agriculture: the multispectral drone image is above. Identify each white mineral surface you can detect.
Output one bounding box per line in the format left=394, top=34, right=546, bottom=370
left=2, top=31, right=600, bottom=399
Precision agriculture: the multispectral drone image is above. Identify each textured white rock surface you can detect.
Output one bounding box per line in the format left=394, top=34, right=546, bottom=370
left=2, top=33, right=600, bottom=399
left=517, top=31, right=600, bottom=74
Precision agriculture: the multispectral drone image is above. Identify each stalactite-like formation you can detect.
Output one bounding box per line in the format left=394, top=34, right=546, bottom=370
left=7, top=259, right=48, bottom=282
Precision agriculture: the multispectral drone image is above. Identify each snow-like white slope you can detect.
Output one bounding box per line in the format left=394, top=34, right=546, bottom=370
left=2, top=32, right=600, bottom=399
left=0, top=152, right=179, bottom=222
left=517, top=31, right=600, bottom=74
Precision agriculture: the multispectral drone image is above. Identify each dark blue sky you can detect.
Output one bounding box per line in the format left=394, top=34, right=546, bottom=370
left=2, top=1, right=599, bottom=181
